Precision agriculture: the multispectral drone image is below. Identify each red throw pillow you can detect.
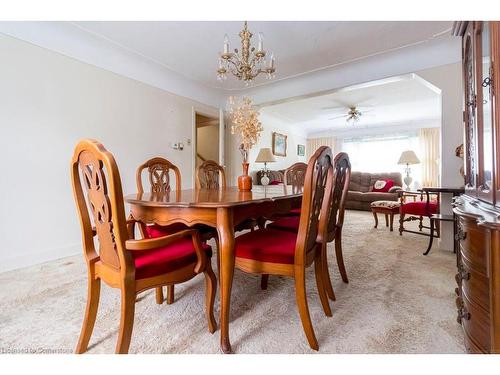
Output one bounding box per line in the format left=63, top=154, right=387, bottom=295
left=269, top=180, right=282, bottom=185
left=372, top=179, right=394, bottom=193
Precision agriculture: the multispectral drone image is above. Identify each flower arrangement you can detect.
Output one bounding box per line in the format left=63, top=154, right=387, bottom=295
left=228, top=96, right=263, bottom=162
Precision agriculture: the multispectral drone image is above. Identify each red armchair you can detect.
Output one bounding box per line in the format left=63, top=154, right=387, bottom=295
left=398, top=190, right=440, bottom=238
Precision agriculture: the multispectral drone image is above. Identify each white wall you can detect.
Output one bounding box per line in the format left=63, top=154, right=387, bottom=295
left=0, top=34, right=217, bottom=272
left=226, top=112, right=307, bottom=185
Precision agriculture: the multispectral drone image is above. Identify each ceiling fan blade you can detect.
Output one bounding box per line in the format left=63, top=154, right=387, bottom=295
left=328, top=114, right=348, bottom=120
left=320, top=106, right=346, bottom=111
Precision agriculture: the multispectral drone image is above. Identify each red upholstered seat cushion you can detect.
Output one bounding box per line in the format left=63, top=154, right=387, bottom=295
left=235, top=228, right=297, bottom=264
left=133, top=239, right=211, bottom=280
left=267, top=215, right=300, bottom=232
left=401, top=201, right=438, bottom=217
left=145, top=223, right=189, bottom=238
left=289, top=208, right=301, bottom=215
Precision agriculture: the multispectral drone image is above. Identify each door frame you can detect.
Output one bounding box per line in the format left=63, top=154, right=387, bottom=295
left=191, top=106, right=224, bottom=187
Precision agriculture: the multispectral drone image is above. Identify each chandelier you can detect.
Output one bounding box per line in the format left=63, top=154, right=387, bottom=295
left=217, top=21, right=276, bottom=84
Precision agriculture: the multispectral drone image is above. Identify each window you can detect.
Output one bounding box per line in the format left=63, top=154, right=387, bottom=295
left=340, top=132, right=423, bottom=187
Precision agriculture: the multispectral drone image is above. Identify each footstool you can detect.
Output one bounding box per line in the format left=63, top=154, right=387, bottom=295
left=370, top=200, right=401, bottom=231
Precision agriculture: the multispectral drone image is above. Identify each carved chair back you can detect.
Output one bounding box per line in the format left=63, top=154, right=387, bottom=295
left=325, top=152, right=351, bottom=241
left=295, top=146, right=334, bottom=264
left=71, top=139, right=132, bottom=272
left=284, top=162, right=308, bottom=194
left=196, top=160, right=226, bottom=189
left=136, top=157, right=181, bottom=194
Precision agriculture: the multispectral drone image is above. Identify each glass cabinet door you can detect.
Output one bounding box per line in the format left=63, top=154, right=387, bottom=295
left=475, top=21, right=495, bottom=203
left=463, top=23, right=478, bottom=197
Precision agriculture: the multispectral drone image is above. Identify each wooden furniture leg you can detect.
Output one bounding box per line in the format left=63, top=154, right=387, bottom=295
left=385, top=213, right=389, bottom=227
left=335, top=229, right=349, bottom=284
left=314, top=244, right=332, bottom=317
left=75, top=268, right=101, bottom=354
left=372, top=211, right=378, bottom=228
left=217, top=208, right=235, bottom=354
left=155, top=287, right=164, bottom=304
left=166, top=285, right=174, bottom=305
left=260, top=274, right=269, bottom=290
left=294, top=265, right=319, bottom=351
left=423, top=218, right=435, bottom=256
left=389, top=213, right=395, bottom=231
left=322, top=246, right=336, bottom=301
left=116, top=285, right=136, bottom=354
left=204, top=261, right=217, bottom=333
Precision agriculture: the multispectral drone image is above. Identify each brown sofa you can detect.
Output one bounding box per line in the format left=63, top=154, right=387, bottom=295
left=345, top=172, right=403, bottom=211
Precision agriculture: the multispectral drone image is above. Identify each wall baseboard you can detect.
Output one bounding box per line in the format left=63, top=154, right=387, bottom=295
left=0, top=244, right=82, bottom=273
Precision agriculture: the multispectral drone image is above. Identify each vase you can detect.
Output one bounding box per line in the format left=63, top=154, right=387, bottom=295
left=237, top=162, right=252, bottom=192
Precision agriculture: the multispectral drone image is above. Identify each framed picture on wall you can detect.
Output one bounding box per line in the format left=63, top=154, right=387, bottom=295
left=297, top=144, right=305, bottom=156
left=272, top=132, right=287, bottom=157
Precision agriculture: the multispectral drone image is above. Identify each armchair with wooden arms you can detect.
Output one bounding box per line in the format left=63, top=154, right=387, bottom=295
left=72, top=140, right=216, bottom=354
left=398, top=189, right=440, bottom=240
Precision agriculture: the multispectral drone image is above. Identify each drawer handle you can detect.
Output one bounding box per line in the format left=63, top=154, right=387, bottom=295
left=457, top=307, right=471, bottom=323
left=455, top=227, right=467, bottom=241
left=457, top=264, right=471, bottom=281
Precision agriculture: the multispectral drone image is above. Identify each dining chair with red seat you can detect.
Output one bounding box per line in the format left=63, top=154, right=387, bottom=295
left=267, top=152, right=351, bottom=296
left=136, top=157, right=188, bottom=305
left=398, top=190, right=440, bottom=238
left=232, top=146, right=335, bottom=350
left=72, top=139, right=217, bottom=354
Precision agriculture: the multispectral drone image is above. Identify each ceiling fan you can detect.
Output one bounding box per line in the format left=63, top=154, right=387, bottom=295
left=321, top=99, right=374, bottom=124
left=327, top=106, right=374, bottom=124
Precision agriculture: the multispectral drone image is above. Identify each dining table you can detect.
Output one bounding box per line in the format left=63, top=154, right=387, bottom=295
left=124, top=185, right=302, bottom=353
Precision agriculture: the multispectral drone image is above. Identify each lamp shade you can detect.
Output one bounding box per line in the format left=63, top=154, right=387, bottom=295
left=398, top=150, right=420, bottom=165
left=255, top=148, right=276, bottom=163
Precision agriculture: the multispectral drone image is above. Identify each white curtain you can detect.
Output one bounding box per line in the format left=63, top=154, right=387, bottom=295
left=306, top=137, right=336, bottom=159
left=419, top=128, right=440, bottom=187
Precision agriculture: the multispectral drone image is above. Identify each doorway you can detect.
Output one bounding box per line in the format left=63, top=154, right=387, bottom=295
left=195, top=113, right=219, bottom=169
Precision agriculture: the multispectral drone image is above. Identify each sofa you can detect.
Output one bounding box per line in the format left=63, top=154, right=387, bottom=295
left=345, top=172, right=403, bottom=211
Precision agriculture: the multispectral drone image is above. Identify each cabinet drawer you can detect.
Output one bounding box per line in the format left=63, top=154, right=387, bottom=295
left=460, top=257, right=490, bottom=310
left=459, top=293, right=491, bottom=352
left=458, top=218, right=488, bottom=274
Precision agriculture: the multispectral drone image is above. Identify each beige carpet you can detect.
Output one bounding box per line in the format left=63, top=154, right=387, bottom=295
left=0, top=210, right=464, bottom=354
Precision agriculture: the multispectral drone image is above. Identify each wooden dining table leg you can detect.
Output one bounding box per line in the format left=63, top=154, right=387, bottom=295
left=216, top=207, right=235, bottom=354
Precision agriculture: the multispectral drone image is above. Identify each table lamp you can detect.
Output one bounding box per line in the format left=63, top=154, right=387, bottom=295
left=398, top=150, right=420, bottom=190
left=255, top=148, right=276, bottom=186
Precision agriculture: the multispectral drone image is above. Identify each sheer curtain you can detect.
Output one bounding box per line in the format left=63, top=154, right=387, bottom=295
left=340, top=132, right=423, bottom=187
left=419, top=128, right=440, bottom=187
left=306, top=137, right=336, bottom=159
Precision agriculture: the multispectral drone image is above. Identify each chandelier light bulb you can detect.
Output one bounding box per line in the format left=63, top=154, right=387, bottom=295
left=258, top=32, right=264, bottom=51
left=223, top=34, right=230, bottom=54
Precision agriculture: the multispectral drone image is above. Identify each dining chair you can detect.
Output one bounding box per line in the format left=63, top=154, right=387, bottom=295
left=267, top=152, right=352, bottom=299
left=72, top=139, right=216, bottom=354
left=136, top=157, right=186, bottom=305
left=260, top=161, right=308, bottom=289
left=232, top=146, right=334, bottom=350
left=196, top=160, right=226, bottom=189
left=195, top=159, right=257, bottom=272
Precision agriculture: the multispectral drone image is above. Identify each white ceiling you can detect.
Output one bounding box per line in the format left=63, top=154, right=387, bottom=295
left=260, top=74, right=441, bottom=138
left=73, top=21, right=454, bottom=90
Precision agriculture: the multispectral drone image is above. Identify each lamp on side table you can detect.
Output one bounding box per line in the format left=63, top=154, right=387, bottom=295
left=255, top=148, right=276, bottom=186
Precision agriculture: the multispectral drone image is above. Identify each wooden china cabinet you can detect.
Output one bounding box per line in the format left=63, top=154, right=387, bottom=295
left=452, top=21, right=500, bottom=354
